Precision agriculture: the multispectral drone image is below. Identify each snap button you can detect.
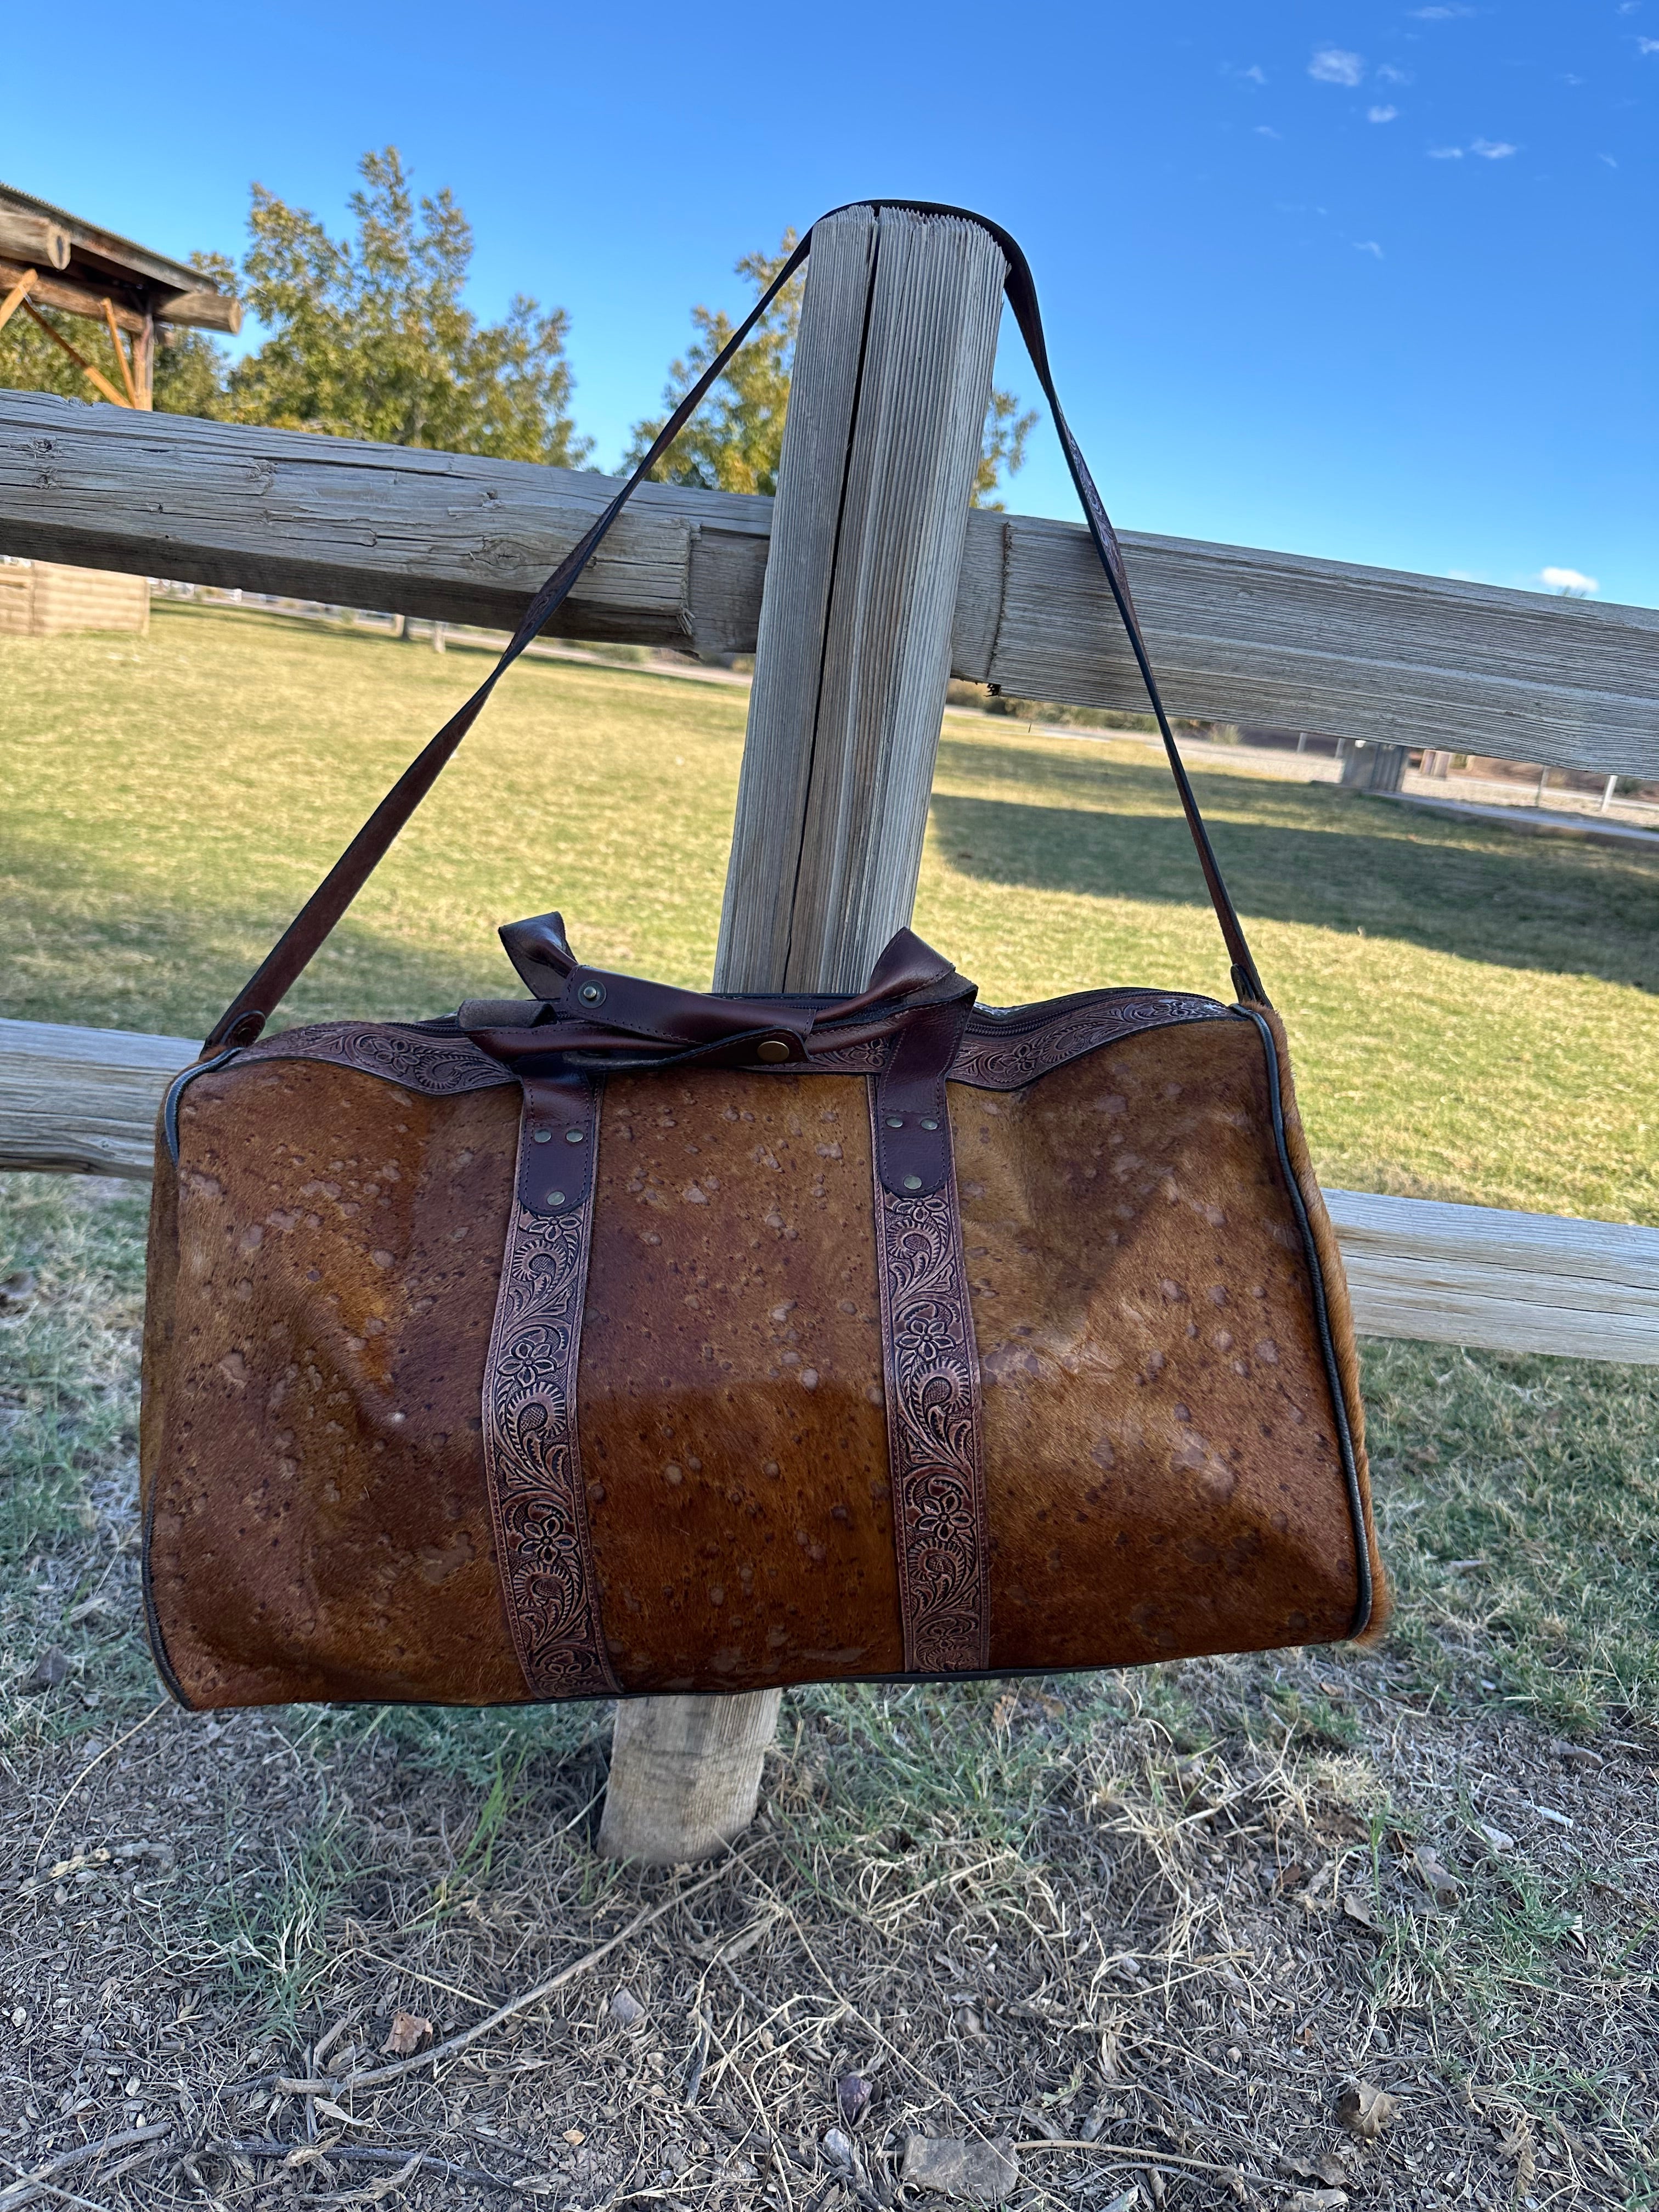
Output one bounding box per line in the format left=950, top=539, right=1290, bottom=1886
left=756, top=1039, right=791, bottom=1063
left=901, top=1175, right=923, bottom=1192
left=920, top=1118, right=939, bottom=1130
left=546, top=1189, right=567, bottom=1205
left=885, top=1115, right=905, bottom=1129
left=578, top=980, right=606, bottom=1006
left=532, top=1128, right=552, bottom=1144
left=565, top=1127, right=585, bottom=1143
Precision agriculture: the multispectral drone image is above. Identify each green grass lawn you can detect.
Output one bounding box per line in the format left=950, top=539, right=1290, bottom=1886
left=3, top=599, right=1655, bottom=1222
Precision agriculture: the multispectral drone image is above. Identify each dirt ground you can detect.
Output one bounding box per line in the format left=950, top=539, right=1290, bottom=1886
left=1, top=1181, right=1655, bottom=2211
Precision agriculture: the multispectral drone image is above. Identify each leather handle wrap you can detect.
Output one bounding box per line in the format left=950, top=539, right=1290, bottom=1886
left=204, top=204, right=1265, bottom=1052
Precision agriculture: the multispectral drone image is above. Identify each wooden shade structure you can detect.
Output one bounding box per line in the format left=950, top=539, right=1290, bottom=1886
left=0, top=179, right=241, bottom=412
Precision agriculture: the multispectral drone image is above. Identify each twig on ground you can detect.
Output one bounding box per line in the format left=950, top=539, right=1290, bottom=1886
left=31, top=1703, right=168, bottom=1867
left=1014, top=2142, right=1277, bottom=2181
left=220, top=2141, right=517, bottom=2191
left=273, top=1847, right=754, bottom=2097
left=0, top=2124, right=172, bottom=2209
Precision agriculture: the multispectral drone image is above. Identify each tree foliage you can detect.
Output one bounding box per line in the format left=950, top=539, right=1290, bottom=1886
left=223, top=150, right=589, bottom=464
left=627, top=233, right=1037, bottom=506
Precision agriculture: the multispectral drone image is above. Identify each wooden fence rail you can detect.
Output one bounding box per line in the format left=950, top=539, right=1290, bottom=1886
left=3, top=389, right=1656, bottom=779
left=3, top=1017, right=1654, bottom=1366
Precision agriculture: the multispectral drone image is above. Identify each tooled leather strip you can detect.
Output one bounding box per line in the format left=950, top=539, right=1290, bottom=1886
left=869, top=1084, right=990, bottom=1674
left=952, top=991, right=1224, bottom=1090
left=480, top=1096, right=618, bottom=1699
left=232, top=1023, right=514, bottom=1094
left=219, top=991, right=1229, bottom=1100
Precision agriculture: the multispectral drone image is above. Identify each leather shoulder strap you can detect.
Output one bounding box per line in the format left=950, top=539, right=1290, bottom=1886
left=205, top=207, right=1262, bottom=1051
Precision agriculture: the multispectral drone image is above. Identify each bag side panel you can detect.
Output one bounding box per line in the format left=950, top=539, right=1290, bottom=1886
left=144, top=1059, right=528, bottom=1707
left=962, top=1017, right=1368, bottom=1671
left=1258, top=1007, right=1390, bottom=1639
left=579, top=1071, right=904, bottom=1690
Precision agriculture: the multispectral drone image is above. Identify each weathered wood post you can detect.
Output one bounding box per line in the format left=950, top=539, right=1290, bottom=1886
left=595, top=204, right=1007, bottom=1866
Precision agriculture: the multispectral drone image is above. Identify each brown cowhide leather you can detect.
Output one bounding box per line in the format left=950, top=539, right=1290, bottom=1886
left=140, top=990, right=1386, bottom=1710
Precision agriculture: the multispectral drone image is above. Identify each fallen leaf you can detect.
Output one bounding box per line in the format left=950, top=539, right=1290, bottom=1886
left=21, top=1646, right=69, bottom=1693
left=1474, top=1820, right=1515, bottom=1853
left=953, top=2004, right=989, bottom=2042
left=1339, top=1891, right=1385, bottom=1934
left=1556, top=1745, right=1603, bottom=1774
left=991, top=1692, right=1019, bottom=1731
left=837, top=2073, right=872, bottom=2128
left=823, top=2128, right=855, bottom=2168
left=901, top=2134, right=1021, bottom=2204
left=380, top=2010, right=432, bottom=2056
left=313, top=2097, right=373, bottom=2127
left=1413, top=1846, right=1459, bottom=1906
left=1288, top=2192, right=1347, bottom=2212
left=563, top=2126, right=585, bottom=2145
left=607, top=1987, right=645, bottom=2028
left=1337, top=2081, right=1397, bottom=2141
left=1283, top=2153, right=1350, bottom=2188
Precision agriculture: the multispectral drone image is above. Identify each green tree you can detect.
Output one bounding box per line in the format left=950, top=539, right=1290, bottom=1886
left=224, top=148, right=590, bottom=465
left=154, top=252, right=235, bottom=418
left=627, top=233, right=1037, bottom=506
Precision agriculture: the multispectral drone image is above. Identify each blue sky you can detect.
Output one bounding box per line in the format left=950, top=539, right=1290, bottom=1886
left=6, top=2, right=1655, bottom=604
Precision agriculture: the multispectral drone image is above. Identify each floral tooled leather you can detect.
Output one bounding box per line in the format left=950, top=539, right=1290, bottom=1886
left=868, top=1087, right=989, bottom=1674
left=234, top=1023, right=513, bottom=1095
left=480, top=1103, right=618, bottom=1699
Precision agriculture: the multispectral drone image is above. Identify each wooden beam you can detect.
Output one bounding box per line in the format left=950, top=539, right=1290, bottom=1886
left=3, top=1019, right=1654, bottom=1364
left=20, top=301, right=129, bottom=408
left=102, top=298, right=139, bottom=409
left=0, top=211, right=70, bottom=272
left=0, top=260, right=145, bottom=332
left=152, top=286, right=242, bottom=335
left=1322, top=1188, right=1659, bottom=1366
left=0, top=269, right=35, bottom=337
left=0, top=389, right=1653, bottom=778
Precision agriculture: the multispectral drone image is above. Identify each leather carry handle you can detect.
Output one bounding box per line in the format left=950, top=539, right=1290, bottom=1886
left=204, top=204, right=1265, bottom=1052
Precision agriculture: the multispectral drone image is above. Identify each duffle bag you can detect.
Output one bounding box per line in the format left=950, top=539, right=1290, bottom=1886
left=139, top=204, right=1386, bottom=1709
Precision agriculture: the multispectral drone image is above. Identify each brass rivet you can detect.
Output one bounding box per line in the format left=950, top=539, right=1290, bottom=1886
left=902, top=1175, right=923, bottom=1192
left=885, top=1115, right=904, bottom=1129
left=532, top=1128, right=552, bottom=1143
left=547, top=1189, right=567, bottom=1205
left=565, top=1127, right=585, bottom=1143
left=756, top=1039, right=790, bottom=1063
left=920, top=1118, right=939, bottom=1130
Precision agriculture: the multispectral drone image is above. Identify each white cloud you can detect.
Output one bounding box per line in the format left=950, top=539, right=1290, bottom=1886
left=1601, top=153, right=1619, bottom=167
left=1376, top=64, right=1412, bottom=83
left=1368, top=104, right=1399, bottom=122
left=1429, top=145, right=1465, bottom=158
left=1355, top=240, right=1385, bottom=257
left=1540, top=567, right=1599, bottom=595
left=1639, top=37, right=1659, bottom=52
left=1242, top=63, right=1267, bottom=83
left=1472, top=138, right=1518, bottom=157
left=1410, top=4, right=1474, bottom=16
left=1310, top=47, right=1364, bottom=86
left=1255, top=123, right=1282, bottom=137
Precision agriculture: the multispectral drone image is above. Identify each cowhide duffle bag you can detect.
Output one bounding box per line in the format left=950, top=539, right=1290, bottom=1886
left=140, top=204, right=1387, bottom=1711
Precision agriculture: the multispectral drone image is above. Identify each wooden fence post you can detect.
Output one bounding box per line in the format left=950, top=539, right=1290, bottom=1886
left=596, top=204, right=1007, bottom=1866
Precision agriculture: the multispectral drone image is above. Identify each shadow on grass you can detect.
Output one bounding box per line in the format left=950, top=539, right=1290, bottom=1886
left=930, top=762, right=1659, bottom=993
